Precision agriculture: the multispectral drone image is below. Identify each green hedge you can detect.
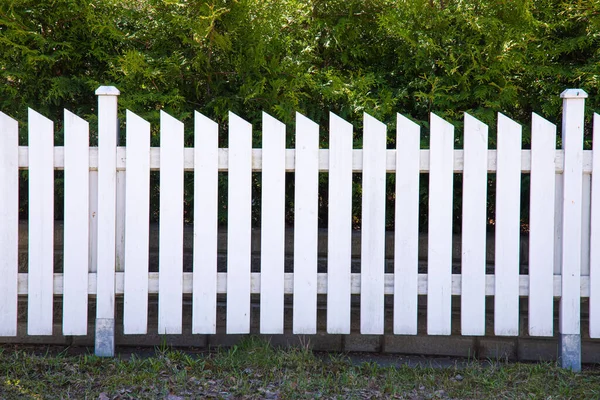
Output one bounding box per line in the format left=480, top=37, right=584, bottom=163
left=2, top=0, right=599, bottom=230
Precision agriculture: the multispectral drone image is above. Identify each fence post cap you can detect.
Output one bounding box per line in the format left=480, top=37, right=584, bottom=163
left=560, top=89, right=588, bottom=99
left=95, top=86, right=120, bottom=96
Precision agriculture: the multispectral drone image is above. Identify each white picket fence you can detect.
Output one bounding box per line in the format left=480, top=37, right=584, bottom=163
left=0, top=87, right=597, bottom=369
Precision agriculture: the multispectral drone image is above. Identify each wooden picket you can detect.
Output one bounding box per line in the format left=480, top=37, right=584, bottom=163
left=63, top=110, right=90, bottom=335
left=227, top=112, right=252, bottom=334
left=260, top=112, right=286, bottom=334
left=460, top=113, right=488, bottom=336
left=293, top=113, right=319, bottom=334
left=494, top=113, right=522, bottom=336
left=0, top=111, right=18, bottom=337
left=427, top=113, right=454, bottom=335
left=27, top=109, right=54, bottom=335
left=123, top=111, right=151, bottom=334
left=192, top=112, right=219, bottom=334
left=0, top=86, right=596, bottom=369
left=528, top=113, right=556, bottom=337
left=360, top=113, right=387, bottom=335
left=327, top=113, right=353, bottom=334
left=393, top=114, right=420, bottom=335
left=158, top=111, right=185, bottom=334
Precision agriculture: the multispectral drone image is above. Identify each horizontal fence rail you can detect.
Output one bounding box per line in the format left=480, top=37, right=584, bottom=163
left=0, top=87, right=598, bottom=371
left=11, top=272, right=595, bottom=297
left=14, top=146, right=597, bottom=173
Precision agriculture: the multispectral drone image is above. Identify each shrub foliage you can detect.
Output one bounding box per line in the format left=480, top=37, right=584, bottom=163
left=2, top=0, right=599, bottom=229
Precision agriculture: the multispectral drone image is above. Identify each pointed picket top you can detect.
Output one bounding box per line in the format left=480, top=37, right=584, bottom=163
left=397, top=113, right=420, bottom=132
left=295, top=111, right=319, bottom=136
left=262, top=111, right=286, bottom=134
left=127, top=109, right=151, bottom=131
left=532, top=112, right=556, bottom=133
left=464, top=112, right=488, bottom=133
left=498, top=112, right=522, bottom=132
left=262, top=111, right=280, bottom=124
left=64, top=109, right=89, bottom=132
left=0, top=111, right=18, bottom=132
left=195, top=111, right=218, bottom=131
left=430, top=113, right=454, bottom=135
left=363, top=112, right=386, bottom=134
left=28, top=108, right=53, bottom=134
left=160, top=109, right=184, bottom=132
left=229, top=111, right=252, bottom=131
left=330, top=112, right=353, bottom=135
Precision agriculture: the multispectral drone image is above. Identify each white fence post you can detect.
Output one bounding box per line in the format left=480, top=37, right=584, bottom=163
left=558, top=88, right=587, bottom=371
left=95, top=86, right=120, bottom=357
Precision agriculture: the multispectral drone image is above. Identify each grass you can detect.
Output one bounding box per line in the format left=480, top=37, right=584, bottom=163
left=1, top=337, right=600, bottom=399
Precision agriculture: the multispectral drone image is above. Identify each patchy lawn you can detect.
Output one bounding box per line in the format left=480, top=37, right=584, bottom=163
left=1, top=337, right=599, bottom=399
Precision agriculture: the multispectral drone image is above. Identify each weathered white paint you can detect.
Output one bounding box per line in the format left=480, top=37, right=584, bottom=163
left=0, top=112, right=18, bottom=336
left=227, top=112, right=253, bottom=334
left=559, top=89, right=587, bottom=337
left=494, top=113, right=522, bottom=336
left=460, top=113, right=488, bottom=336
left=260, top=112, right=286, bottom=334
left=293, top=113, right=320, bottom=334
left=528, top=113, right=556, bottom=337
left=192, top=112, right=219, bottom=334
left=327, top=113, right=353, bottom=334
left=590, top=113, right=600, bottom=338
left=360, top=113, right=387, bottom=335
left=123, top=111, right=151, bottom=334
left=27, top=109, right=54, bottom=335
left=427, top=113, right=454, bottom=336
left=95, top=87, right=119, bottom=323
left=158, top=111, right=185, bottom=334
left=63, top=110, right=90, bottom=336
left=393, top=114, right=420, bottom=335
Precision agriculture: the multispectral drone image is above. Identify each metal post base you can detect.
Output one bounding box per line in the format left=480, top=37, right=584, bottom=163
left=558, top=334, right=581, bottom=371
left=95, top=318, right=115, bottom=357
